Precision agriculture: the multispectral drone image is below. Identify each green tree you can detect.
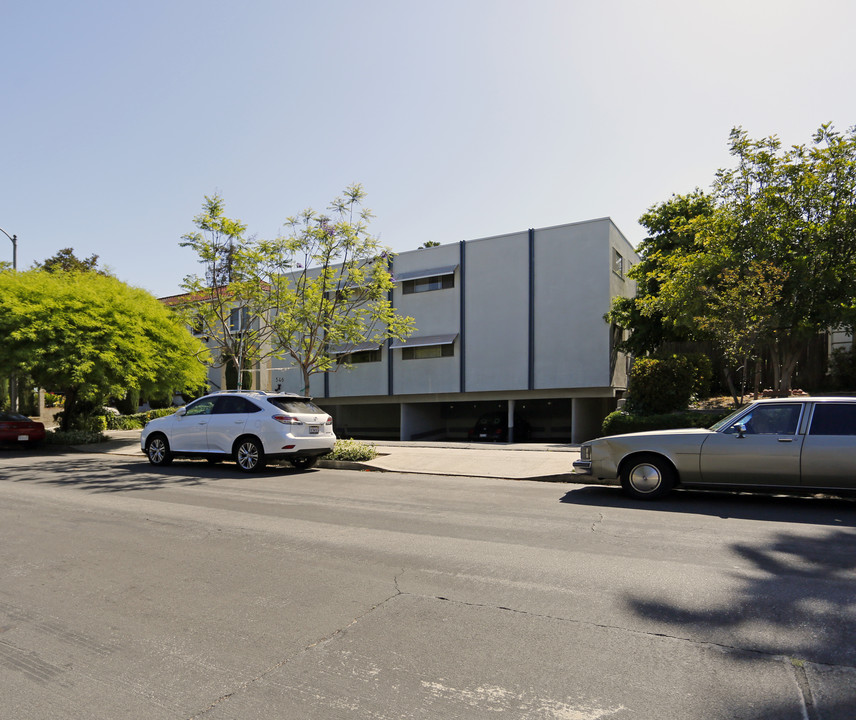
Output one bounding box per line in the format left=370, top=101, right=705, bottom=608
left=178, top=195, right=280, bottom=391
left=260, top=184, right=415, bottom=396
left=694, top=261, right=788, bottom=404
left=34, top=247, right=105, bottom=274
left=606, top=190, right=715, bottom=355
left=614, top=124, right=856, bottom=395
left=0, top=270, right=209, bottom=430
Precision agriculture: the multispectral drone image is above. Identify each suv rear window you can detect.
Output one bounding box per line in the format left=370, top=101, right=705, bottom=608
left=268, top=398, right=325, bottom=414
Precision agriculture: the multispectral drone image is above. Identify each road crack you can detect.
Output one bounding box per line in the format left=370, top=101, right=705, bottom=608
left=187, top=571, right=406, bottom=719
left=426, top=594, right=856, bottom=672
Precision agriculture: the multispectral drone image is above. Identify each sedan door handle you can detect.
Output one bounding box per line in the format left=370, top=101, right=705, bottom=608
left=777, top=437, right=793, bottom=442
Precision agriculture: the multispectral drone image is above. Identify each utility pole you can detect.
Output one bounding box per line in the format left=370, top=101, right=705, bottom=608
left=1, top=226, right=18, bottom=411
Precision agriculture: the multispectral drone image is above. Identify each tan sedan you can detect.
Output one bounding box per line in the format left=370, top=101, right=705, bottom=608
left=572, top=397, right=856, bottom=499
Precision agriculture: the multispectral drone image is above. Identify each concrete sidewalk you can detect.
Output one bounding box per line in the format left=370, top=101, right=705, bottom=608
left=73, top=430, right=579, bottom=482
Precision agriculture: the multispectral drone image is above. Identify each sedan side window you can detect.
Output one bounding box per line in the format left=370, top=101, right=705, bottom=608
left=809, top=403, right=856, bottom=435
left=734, top=405, right=801, bottom=435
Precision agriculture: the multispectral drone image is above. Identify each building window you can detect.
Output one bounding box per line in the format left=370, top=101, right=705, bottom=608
left=230, top=307, right=250, bottom=333
left=343, top=349, right=382, bottom=364
left=190, top=313, right=205, bottom=335
left=402, top=273, right=455, bottom=294
left=402, top=343, right=455, bottom=360
left=613, top=249, right=624, bottom=278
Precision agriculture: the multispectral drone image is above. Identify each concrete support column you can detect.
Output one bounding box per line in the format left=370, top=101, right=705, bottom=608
left=507, top=399, right=516, bottom=443
left=572, top=397, right=611, bottom=444
left=402, top=403, right=445, bottom=441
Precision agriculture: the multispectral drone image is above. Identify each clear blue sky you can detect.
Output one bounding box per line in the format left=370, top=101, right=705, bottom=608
left=3, top=0, right=855, bottom=298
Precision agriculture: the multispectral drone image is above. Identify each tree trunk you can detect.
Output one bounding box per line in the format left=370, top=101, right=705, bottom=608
left=724, top=367, right=741, bottom=408
left=61, top=388, right=78, bottom=432
left=753, top=359, right=762, bottom=400
left=768, top=336, right=803, bottom=396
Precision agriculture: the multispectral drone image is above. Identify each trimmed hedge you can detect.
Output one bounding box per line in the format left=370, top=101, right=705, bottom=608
left=45, top=429, right=108, bottom=445
left=602, top=409, right=731, bottom=436
left=105, top=407, right=178, bottom=430
left=626, top=355, right=696, bottom=415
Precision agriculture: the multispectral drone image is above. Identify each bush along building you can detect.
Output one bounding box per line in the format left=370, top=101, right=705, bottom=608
left=261, top=217, right=638, bottom=444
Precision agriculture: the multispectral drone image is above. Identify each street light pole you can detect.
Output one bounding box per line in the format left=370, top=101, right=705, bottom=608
left=1, top=226, right=18, bottom=410
left=0, top=226, right=17, bottom=269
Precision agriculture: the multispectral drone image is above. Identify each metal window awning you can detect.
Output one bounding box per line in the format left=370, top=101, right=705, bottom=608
left=390, top=333, right=458, bottom=349
left=395, top=265, right=458, bottom=283
left=329, top=342, right=382, bottom=355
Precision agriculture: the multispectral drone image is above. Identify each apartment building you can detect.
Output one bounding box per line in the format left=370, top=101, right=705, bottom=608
left=259, top=216, right=639, bottom=444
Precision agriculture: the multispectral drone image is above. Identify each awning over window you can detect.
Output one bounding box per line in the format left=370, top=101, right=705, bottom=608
left=390, top=333, right=458, bottom=349
left=328, top=342, right=381, bottom=355
left=395, top=265, right=458, bottom=283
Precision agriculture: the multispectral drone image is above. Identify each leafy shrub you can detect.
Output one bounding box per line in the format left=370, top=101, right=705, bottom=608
left=44, top=392, right=64, bottom=407
left=56, top=409, right=109, bottom=433
left=105, top=407, right=178, bottom=430
left=602, top=409, right=731, bottom=436
left=683, top=352, right=713, bottom=399
left=828, top=347, right=856, bottom=391
left=326, top=439, right=378, bottom=461
left=89, top=415, right=108, bottom=433
left=626, top=355, right=696, bottom=415
left=105, top=414, right=145, bottom=430
left=45, top=429, right=108, bottom=445
left=114, top=387, right=140, bottom=415
left=144, top=407, right=179, bottom=421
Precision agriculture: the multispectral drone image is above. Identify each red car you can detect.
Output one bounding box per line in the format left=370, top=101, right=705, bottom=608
left=0, top=411, right=46, bottom=446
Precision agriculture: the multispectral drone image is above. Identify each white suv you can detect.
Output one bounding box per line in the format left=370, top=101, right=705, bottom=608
left=141, top=391, right=335, bottom=472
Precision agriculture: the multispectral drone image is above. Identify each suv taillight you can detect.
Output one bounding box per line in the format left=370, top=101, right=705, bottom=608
left=273, top=414, right=303, bottom=425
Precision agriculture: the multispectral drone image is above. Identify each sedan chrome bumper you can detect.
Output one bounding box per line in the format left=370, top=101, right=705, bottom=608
left=572, top=460, right=592, bottom=475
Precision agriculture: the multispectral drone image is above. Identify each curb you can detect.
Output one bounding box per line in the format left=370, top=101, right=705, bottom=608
left=316, top=458, right=571, bottom=482
left=317, top=459, right=383, bottom=472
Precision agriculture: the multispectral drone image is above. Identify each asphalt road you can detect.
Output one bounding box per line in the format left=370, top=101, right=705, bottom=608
left=1, top=449, right=855, bottom=719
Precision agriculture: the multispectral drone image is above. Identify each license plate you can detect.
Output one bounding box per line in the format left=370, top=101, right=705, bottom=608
left=309, top=425, right=319, bottom=434
left=18, top=435, right=29, bottom=441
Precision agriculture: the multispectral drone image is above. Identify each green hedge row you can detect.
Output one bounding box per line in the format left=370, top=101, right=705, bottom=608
left=105, top=407, right=178, bottom=430
left=601, top=409, right=731, bottom=436
left=45, top=429, right=108, bottom=445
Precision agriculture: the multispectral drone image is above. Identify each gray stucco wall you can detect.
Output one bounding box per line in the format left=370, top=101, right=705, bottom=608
left=464, top=232, right=530, bottom=392
left=533, top=220, right=612, bottom=389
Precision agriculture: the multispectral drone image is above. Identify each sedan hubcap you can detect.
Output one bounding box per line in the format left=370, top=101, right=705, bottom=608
left=629, top=463, right=661, bottom=493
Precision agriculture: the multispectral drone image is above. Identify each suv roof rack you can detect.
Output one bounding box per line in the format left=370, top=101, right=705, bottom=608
left=213, top=389, right=270, bottom=395
left=212, top=389, right=308, bottom=398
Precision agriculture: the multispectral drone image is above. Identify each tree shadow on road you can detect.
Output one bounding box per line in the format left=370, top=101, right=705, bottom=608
left=3, top=454, right=311, bottom=493
left=624, top=525, right=856, bottom=717
left=560, top=485, right=856, bottom=528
